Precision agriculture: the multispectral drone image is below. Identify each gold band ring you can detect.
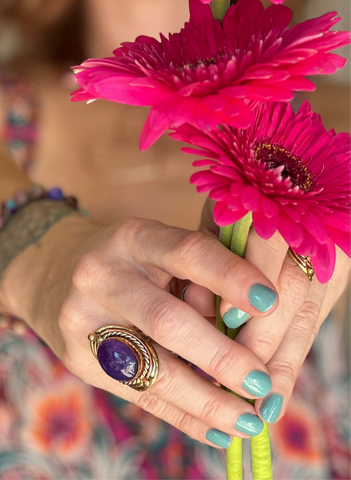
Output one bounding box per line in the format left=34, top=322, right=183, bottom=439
left=288, top=248, right=315, bottom=281
left=88, top=325, right=159, bottom=392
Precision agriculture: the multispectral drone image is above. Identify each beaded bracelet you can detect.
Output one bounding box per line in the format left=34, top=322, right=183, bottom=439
left=0, top=184, right=80, bottom=232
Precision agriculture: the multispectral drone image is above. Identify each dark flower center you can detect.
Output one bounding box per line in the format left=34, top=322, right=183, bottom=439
left=254, top=143, right=313, bottom=193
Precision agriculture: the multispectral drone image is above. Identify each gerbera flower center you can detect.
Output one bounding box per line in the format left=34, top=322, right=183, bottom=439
left=254, top=143, right=313, bottom=193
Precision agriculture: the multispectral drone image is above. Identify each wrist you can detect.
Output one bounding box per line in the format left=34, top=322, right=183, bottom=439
left=0, top=200, right=101, bottom=331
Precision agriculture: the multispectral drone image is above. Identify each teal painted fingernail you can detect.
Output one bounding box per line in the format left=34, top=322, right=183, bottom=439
left=260, top=394, right=284, bottom=423
left=223, top=308, right=250, bottom=329
left=243, top=371, right=272, bottom=398
left=206, top=429, right=231, bottom=449
left=235, top=414, right=264, bottom=437
left=249, top=284, right=277, bottom=312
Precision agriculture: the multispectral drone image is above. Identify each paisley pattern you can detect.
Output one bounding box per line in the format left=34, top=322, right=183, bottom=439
left=0, top=75, right=350, bottom=480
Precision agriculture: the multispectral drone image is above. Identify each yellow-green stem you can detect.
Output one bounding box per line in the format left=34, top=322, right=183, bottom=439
left=218, top=215, right=252, bottom=480
left=211, top=0, right=230, bottom=21
left=226, top=437, right=243, bottom=480
left=250, top=424, right=273, bottom=480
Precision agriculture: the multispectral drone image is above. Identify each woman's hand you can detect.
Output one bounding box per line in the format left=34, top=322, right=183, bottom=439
left=0, top=202, right=280, bottom=448
left=194, top=198, right=351, bottom=423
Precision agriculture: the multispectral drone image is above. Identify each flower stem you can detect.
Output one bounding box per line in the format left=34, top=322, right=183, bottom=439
left=226, top=437, right=243, bottom=480
left=218, top=214, right=272, bottom=480
left=219, top=216, right=252, bottom=480
left=250, top=424, right=273, bottom=480
left=211, top=0, right=231, bottom=21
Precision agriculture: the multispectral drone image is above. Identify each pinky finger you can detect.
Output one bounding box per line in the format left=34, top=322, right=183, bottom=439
left=126, top=388, right=233, bottom=450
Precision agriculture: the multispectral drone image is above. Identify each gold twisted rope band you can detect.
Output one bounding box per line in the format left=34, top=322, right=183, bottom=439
left=89, top=325, right=159, bottom=392
left=288, top=248, right=315, bottom=281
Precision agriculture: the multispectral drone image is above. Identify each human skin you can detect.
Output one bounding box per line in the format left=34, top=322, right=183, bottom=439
left=0, top=144, right=281, bottom=447
left=0, top=0, right=349, bottom=448
left=0, top=144, right=349, bottom=448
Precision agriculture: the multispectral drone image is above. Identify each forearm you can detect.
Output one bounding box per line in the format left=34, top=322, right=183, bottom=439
left=0, top=198, right=101, bottom=346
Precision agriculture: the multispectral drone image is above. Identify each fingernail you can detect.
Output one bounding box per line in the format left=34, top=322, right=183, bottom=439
left=243, top=371, right=272, bottom=398
left=249, top=284, right=277, bottom=312
left=223, top=308, right=250, bottom=329
left=235, top=414, right=264, bottom=437
left=260, top=394, right=284, bottom=423
left=206, top=429, right=231, bottom=449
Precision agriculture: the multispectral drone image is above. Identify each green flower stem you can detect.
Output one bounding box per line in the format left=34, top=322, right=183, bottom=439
left=217, top=214, right=272, bottom=480
left=211, top=0, right=230, bottom=21
left=226, top=437, right=243, bottom=480
left=250, top=424, right=273, bottom=480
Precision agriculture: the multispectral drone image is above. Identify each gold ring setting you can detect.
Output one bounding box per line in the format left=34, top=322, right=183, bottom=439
left=288, top=248, right=315, bottom=281
left=88, top=325, right=159, bottom=392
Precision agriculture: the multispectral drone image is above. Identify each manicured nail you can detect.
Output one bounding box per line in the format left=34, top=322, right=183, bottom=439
left=223, top=308, right=250, bottom=329
left=235, top=414, right=264, bottom=437
left=249, top=284, right=277, bottom=312
left=260, top=394, right=284, bottom=423
left=243, top=371, right=272, bottom=398
left=206, top=429, right=231, bottom=449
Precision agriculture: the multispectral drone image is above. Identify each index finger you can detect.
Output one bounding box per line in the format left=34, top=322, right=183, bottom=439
left=129, top=220, right=279, bottom=318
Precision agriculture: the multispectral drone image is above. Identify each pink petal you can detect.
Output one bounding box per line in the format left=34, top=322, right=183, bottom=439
left=139, top=109, right=169, bottom=150
left=252, top=212, right=279, bottom=240
left=310, top=240, right=336, bottom=284
left=214, top=202, right=248, bottom=226
left=241, top=186, right=261, bottom=211
left=189, top=0, right=213, bottom=26
left=278, top=213, right=304, bottom=249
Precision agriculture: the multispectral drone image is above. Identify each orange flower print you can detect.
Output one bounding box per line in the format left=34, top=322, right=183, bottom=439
left=270, top=398, right=325, bottom=465
left=21, top=380, right=92, bottom=460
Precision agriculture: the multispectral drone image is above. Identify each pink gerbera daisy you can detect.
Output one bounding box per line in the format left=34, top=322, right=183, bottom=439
left=71, top=0, right=349, bottom=151
left=170, top=101, right=351, bottom=283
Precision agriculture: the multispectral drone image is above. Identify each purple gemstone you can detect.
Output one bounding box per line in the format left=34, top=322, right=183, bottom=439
left=97, top=338, right=139, bottom=382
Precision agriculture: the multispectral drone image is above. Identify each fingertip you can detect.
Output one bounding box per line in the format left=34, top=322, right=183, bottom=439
left=258, top=393, right=284, bottom=424
left=222, top=306, right=250, bottom=329
left=248, top=284, right=278, bottom=314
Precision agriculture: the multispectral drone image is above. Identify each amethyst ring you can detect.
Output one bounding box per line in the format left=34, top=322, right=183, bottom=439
left=88, top=325, right=159, bottom=392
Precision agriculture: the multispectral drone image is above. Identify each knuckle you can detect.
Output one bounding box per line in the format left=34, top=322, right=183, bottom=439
left=271, top=360, right=297, bottom=386
left=174, top=231, right=209, bottom=263
left=246, top=333, right=278, bottom=362
left=200, top=396, right=223, bottom=424
left=113, top=217, right=148, bottom=249
left=145, top=299, right=185, bottom=345
left=293, top=299, right=320, bottom=336
left=72, top=252, right=104, bottom=292
left=208, top=343, right=238, bottom=381
left=177, top=411, right=198, bottom=435
left=281, top=262, right=310, bottom=299
left=136, top=392, right=167, bottom=419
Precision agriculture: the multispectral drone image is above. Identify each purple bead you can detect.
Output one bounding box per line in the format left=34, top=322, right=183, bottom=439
left=47, top=188, right=63, bottom=200
left=97, top=338, right=139, bottom=382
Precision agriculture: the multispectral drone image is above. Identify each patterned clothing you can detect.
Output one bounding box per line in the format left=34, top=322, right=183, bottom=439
left=0, top=75, right=350, bottom=480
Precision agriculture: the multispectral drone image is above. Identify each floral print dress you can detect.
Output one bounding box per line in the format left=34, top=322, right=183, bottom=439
left=0, top=75, right=350, bottom=480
